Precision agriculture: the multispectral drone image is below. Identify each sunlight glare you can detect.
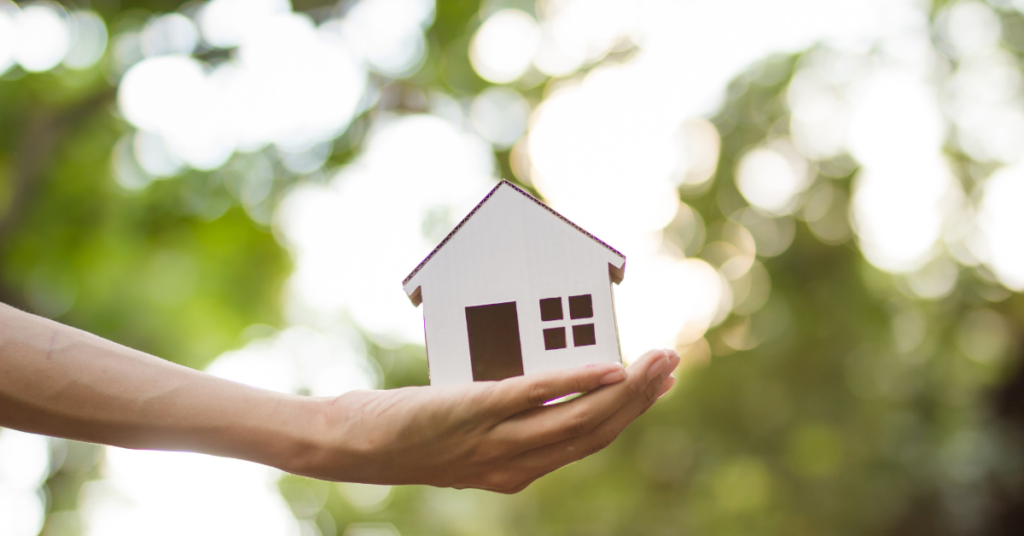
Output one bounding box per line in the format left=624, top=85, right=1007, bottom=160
left=82, top=448, right=298, bottom=536
left=207, top=325, right=378, bottom=396
left=788, top=69, right=848, bottom=160
left=471, top=87, right=531, bottom=148
left=118, top=9, right=366, bottom=174
left=852, top=159, right=962, bottom=273
left=337, top=0, right=434, bottom=78
left=847, top=71, right=945, bottom=169
left=616, top=257, right=723, bottom=357
left=944, top=50, right=1024, bottom=164
left=0, top=429, right=49, bottom=536
left=532, top=0, right=636, bottom=77
left=976, top=164, right=1024, bottom=290
left=231, top=11, right=366, bottom=151
left=735, top=141, right=810, bottom=216
left=197, top=0, right=290, bottom=49
left=846, top=70, right=960, bottom=274
left=936, top=1, right=1000, bottom=59
left=276, top=115, right=496, bottom=343
left=14, top=3, right=69, bottom=72
left=0, top=487, right=44, bottom=536
left=133, top=131, right=184, bottom=177
left=0, top=428, right=49, bottom=492
left=673, top=119, right=721, bottom=187
left=470, top=9, right=541, bottom=83
left=64, top=10, right=108, bottom=70
left=119, top=55, right=234, bottom=170
left=141, top=13, right=199, bottom=57
left=529, top=64, right=681, bottom=241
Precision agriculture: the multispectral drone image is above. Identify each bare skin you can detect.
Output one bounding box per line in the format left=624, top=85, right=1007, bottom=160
left=0, top=302, right=678, bottom=493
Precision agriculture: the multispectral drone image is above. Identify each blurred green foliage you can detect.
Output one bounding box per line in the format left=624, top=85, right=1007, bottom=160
left=0, top=21, right=290, bottom=370
left=2, top=1, right=1023, bottom=536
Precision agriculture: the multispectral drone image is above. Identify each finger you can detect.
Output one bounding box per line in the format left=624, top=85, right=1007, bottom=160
left=655, top=374, right=676, bottom=399
left=485, top=361, right=627, bottom=419
left=477, top=362, right=676, bottom=493
left=492, top=350, right=676, bottom=452
left=508, top=353, right=679, bottom=477
left=645, top=350, right=679, bottom=406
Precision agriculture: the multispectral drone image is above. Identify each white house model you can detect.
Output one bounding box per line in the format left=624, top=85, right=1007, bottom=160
left=402, top=180, right=627, bottom=386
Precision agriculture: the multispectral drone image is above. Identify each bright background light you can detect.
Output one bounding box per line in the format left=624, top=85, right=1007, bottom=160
left=976, top=164, right=1024, bottom=290
left=80, top=448, right=297, bottom=536
left=0, top=429, right=49, bottom=536
left=470, top=9, right=541, bottom=83
left=277, top=114, right=496, bottom=344
left=471, top=87, right=531, bottom=148
left=338, top=0, right=434, bottom=77
left=13, top=3, right=69, bottom=72
left=736, top=143, right=810, bottom=216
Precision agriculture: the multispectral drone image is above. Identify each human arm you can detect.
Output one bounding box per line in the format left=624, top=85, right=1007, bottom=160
left=0, top=302, right=677, bottom=492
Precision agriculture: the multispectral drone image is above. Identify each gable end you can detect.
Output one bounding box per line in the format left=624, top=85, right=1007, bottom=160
left=402, top=180, right=625, bottom=295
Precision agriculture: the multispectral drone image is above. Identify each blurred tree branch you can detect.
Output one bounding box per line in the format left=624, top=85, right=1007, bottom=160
left=0, top=87, right=116, bottom=308
left=0, top=87, right=116, bottom=241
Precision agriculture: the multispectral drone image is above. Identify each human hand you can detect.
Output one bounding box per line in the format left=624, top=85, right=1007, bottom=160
left=295, top=349, right=679, bottom=493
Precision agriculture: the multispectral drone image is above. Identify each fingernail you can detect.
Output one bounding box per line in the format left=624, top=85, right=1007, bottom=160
left=646, top=355, right=667, bottom=382
left=599, top=368, right=626, bottom=385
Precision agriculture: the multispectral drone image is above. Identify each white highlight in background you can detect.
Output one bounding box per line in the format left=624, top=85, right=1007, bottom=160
left=276, top=115, right=496, bottom=344
left=14, top=3, right=69, bottom=72
left=470, top=9, right=541, bottom=83
left=0, top=429, right=49, bottom=536
left=81, top=448, right=297, bottom=536
left=977, top=165, right=1024, bottom=290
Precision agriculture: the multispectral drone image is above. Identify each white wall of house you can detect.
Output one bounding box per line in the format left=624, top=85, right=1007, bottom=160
left=405, top=184, right=624, bottom=386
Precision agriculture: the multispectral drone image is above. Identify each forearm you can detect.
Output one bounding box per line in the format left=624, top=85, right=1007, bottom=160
left=0, top=302, right=322, bottom=472
left=0, top=302, right=678, bottom=491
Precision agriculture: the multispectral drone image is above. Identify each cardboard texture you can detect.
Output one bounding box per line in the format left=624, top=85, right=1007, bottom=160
left=403, top=180, right=627, bottom=386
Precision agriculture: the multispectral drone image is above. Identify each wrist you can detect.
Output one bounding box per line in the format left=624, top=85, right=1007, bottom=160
left=257, top=394, right=329, bottom=477
left=268, top=395, right=357, bottom=481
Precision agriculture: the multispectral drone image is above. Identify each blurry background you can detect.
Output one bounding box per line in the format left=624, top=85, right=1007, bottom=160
left=1, top=0, right=1024, bottom=534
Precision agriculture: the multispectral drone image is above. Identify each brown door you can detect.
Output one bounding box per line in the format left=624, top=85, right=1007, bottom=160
left=465, top=301, right=525, bottom=381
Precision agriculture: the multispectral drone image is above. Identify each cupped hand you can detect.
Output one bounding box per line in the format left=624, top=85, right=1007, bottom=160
left=298, top=349, right=680, bottom=493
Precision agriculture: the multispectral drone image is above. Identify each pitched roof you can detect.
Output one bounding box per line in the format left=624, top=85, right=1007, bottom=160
left=402, top=180, right=625, bottom=287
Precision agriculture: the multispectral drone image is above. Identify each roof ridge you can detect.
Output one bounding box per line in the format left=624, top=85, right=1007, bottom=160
left=402, top=180, right=625, bottom=287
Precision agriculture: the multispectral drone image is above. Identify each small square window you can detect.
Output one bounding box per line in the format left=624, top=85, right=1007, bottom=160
left=539, top=298, right=563, bottom=321
left=572, top=324, right=596, bottom=347
left=543, top=327, right=567, bottom=350
left=569, top=294, right=593, bottom=319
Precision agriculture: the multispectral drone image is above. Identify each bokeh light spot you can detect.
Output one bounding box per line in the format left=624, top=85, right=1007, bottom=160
left=141, top=13, right=199, bottom=57
left=14, top=3, right=69, bottom=72
left=736, top=141, right=810, bottom=216
left=470, top=87, right=531, bottom=148
left=976, top=163, right=1024, bottom=290
left=470, top=9, right=541, bottom=84
left=63, top=10, right=108, bottom=70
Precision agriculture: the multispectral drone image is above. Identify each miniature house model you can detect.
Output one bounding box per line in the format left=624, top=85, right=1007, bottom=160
left=403, top=180, right=626, bottom=386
